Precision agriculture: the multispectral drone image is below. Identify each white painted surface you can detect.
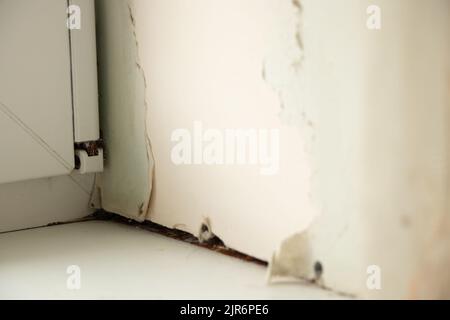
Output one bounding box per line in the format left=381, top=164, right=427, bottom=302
left=0, top=0, right=75, bottom=184
left=132, top=0, right=316, bottom=262
left=0, top=174, right=95, bottom=233
left=0, top=0, right=100, bottom=233
left=95, top=0, right=154, bottom=220
left=119, top=0, right=450, bottom=298
left=0, top=221, right=343, bottom=300
left=283, top=0, right=450, bottom=299
left=70, top=0, right=101, bottom=143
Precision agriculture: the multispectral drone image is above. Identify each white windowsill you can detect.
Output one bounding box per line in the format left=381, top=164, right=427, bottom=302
left=0, top=220, right=344, bottom=300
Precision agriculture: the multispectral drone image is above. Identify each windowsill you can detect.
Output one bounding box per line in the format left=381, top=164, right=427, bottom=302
left=0, top=220, right=345, bottom=299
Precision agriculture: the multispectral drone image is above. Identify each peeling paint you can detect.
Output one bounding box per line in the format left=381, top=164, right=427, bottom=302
left=269, top=0, right=450, bottom=299
left=95, top=0, right=154, bottom=221
left=263, top=0, right=320, bottom=289
left=129, top=0, right=317, bottom=275
left=196, top=217, right=226, bottom=246
left=198, top=218, right=214, bottom=243
left=127, top=0, right=156, bottom=221
left=267, top=232, right=313, bottom=283
left=102, top=0, right=450, bottom=300
left=261, top=0, right=315, bottom=147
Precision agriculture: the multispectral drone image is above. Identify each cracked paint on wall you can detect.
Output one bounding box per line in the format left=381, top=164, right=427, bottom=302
left=95, top=0, right=154, bottom=221
left=96, top=0, right=450, bottom=299
left=268, top=0, right=450, bottom=299
left=130, top=0, right=318, bottom=263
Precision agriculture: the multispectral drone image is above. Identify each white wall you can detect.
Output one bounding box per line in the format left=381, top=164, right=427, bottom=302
left=133, top=0, right=315, bottom=263
left=95, top=0, right=154, bottom=220
left=98, top=0, right=450, bottom=298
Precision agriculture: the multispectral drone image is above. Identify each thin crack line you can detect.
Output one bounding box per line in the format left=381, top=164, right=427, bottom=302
left=68, top=174, right=92, bottom=196
left=0, top=100, right=73, bottom=170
